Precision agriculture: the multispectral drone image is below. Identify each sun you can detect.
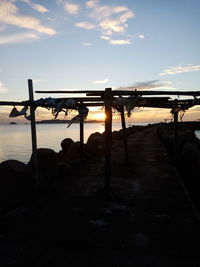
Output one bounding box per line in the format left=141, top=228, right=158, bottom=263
left=94, top=113, right=106, bottom=120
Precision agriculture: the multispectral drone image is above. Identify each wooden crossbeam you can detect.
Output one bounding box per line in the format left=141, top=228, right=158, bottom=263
left=87, top=90, right=200, bottom=96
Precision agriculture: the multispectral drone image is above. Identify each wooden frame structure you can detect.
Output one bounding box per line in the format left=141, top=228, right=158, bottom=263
left=0, top=79, right=200, bottom=194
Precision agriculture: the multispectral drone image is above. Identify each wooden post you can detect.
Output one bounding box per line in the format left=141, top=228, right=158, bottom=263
left=104, top=88, right=113, bottom=194
left=28, top=79, right=39, bottom=191
left=79, top=102, right=84, bottom=163
left=120, top=106, right=129, bottom=164
left=174, top=110, right=179, bottom=154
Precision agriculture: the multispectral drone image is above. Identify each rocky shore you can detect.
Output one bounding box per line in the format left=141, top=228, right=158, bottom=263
left=0, top=121, right=200, bottom=266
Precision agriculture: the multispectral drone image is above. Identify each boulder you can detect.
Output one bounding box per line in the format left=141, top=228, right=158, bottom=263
left=181, top=142, right=200, bottom=168
left=61, top=138, right=74, bottom=151
left=62, top=142, right=81, bottom=163
left=29, top=148, right=57, bottom=184
left=57, top=138, right=75, bottom=161
left=57, top=162, right=71, bottom=178
left=112, top=131, right=122, bottom=142
left=0, top=160, right=35, bottom=213
left=86, top=132, right=104, bottom=156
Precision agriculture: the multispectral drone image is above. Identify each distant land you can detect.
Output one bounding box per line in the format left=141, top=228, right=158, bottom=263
left=36, top=119, right=104, bottom=124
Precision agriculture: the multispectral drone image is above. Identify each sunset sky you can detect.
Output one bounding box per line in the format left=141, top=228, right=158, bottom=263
left=0, top=0, right=200, bottom=123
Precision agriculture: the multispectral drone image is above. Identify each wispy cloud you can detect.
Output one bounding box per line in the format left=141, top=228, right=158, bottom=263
left=100, top=35, right=111, bottom=40
left=0, top=2, right=56, bottom=35
left=92, top=78, right=109, bottom=84
left=0, top=32, right=39, bottom=44
left=20, top=0, right=48, bottom=13
left=117, top=80, right=176, bottom=90
left=135, top=34, right=145, bottom=39
left=82, top=42, right=92, bottom=46
left=75, top=21, right=96, bottom=30
left=86, top=0, right=131, bottom=21
left=109, top=39, right=131, bottom=45
left=74, top=0, right=134, bottom=44
left=0, top=81, right=8, bottom=93
left=59, top=0, right=79, bottom=15
left=160, top=64, right=200, bottom=76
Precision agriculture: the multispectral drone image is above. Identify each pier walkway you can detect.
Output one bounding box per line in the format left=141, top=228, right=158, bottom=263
left=60, top=125, right=200, bottom=265
left=1, top=126, right=200, bottom=266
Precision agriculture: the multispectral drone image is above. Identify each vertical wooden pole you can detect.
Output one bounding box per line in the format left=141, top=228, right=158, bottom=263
left=104, top=88, right=113, bottom=195
left=79, top=102, right=84, bottom=163
left=120, top=106, right=129, bottom=164
left=28, top=79, right=39, bottom=191
left=174, top=110, right=179, bottom=153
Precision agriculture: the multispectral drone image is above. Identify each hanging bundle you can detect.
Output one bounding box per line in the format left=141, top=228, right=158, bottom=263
left=34, top=97, right=77, bottom=119
left=113, top=95, right=142, bottom=117
left=9, top=106, right=31, bottom=120
left=67, top=106, right=89, bottom=128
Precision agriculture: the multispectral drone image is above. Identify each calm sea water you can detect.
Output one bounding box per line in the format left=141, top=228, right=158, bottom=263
left=1, top=123, right=199, bottom=164
left=0, top=122, right=135, bottom=163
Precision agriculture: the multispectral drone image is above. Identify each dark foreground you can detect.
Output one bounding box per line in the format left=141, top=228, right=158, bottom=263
left=0, top=122, right=200, bottom=266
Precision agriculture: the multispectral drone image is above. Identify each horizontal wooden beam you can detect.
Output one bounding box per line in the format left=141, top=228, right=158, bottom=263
left=0, top=100, right=104, bottom=107
left=87, top=90, right=200, bottom=96
left=35, top=90, right=105, bottom=94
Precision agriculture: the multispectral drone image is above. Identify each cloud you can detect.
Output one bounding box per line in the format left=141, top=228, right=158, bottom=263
left=20, top=0, right=48, bottom=13
left=0, top=2, right=56, bottom=35
left=109, top=39, right=131, bottom=45
left=85, top=0, right=133, bottom=21
left=82, top=42, right=92, bottom=46
left=0, top=24, right=6, bottom=32
left=75, top=0, right=134, bottom=42
left=0, top=32, right=39, bottom=44
left=160, top=64, right=200, bottom=76
left=117, top=80, right=176, bottom=90
left=92, top=78, right=109, bottom=84
left=0, top=81, right=8, bottom=93
left=135, top=34, right=145, bottom=39
left=59, top=0, right=79, bottom=15
left=75, top=21, right=96, bottom=30
left=97, top=11, right=134, bottom=35
left=100, top=35, right=111, bottom=40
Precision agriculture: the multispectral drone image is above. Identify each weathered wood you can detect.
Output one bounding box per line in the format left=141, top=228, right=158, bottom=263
left=174, top=111, right=179, bottom=153
left=87, top=90, right=200, bottom=96
left=79, top=102, right=84, bottom=163
left=28, top=79, right=39, bottom=191
left=104, top=88, right=113, bottom=194
left=0, top=101, right=29, bottom=106
left=35, top=90, right=105, bottom=94
left=120, top=107, right=129, bottom=164
left=36, top=90, right=200, bottom=96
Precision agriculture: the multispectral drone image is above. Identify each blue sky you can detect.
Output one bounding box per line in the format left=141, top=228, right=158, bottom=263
left=0, top=0, right=200, bottom=122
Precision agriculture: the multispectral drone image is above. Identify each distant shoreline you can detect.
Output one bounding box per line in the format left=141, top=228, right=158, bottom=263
left=36, top=119, right=104, bottom=124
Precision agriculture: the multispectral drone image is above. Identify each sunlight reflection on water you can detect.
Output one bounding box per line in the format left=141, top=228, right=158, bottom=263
left=0, top=123, right=122, bottom=163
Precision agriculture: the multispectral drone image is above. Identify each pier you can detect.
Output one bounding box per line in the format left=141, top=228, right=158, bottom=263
left=0, top=80, right=200, bottom=265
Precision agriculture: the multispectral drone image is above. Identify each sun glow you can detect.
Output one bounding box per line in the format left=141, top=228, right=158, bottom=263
left=94, top=113, right=106, bottom=121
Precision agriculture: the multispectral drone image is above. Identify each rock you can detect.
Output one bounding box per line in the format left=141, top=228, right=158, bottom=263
left=62, top=142, right=81, bottom=163
left=181, top=142, right=200, bottom=168
left=112, top=131, right=122, bottom=142
left=57, top=162, right=71, bottom=178
left=61, top=138, right=74, bottom=151
left=58, top=138, right=74, bottom=161
left=29, top=148, right=57, bottom=184
left=0, top=160, right=35, bottom=213
left=86, top=132, right=104, bottom=156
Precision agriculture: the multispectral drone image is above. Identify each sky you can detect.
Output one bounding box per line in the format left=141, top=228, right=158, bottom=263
left=0, top=0, right=200, bottom=123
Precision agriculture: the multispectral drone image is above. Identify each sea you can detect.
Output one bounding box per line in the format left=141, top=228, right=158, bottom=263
left=0, top=123, right=200, bottom=164
left=0, top=122, right=135, bottom=163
